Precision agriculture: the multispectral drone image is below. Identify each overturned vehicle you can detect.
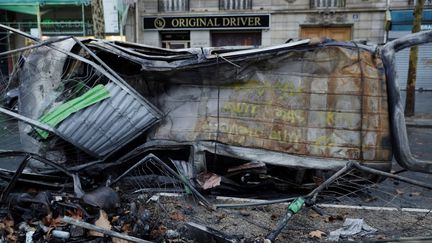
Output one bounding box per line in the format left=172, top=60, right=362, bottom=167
left=3, top=25, right=432, bottom=194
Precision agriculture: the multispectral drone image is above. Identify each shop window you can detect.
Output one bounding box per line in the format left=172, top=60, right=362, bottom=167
left=158, top=0, right=189, bottom=12
left=410, top=0, right=432, bottom=5
left=161, top=32, right=190, bottom=49
left=310, top=0, right=345, bottom=8
left=211, top=31, right=261, bottom=47
left=219, top=0, right=252, bottom=10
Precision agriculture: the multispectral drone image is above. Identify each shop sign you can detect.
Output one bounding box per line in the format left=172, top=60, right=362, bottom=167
left=103, top=0, right=120, bottom=33
left=143, top=14, right=270, bottom=30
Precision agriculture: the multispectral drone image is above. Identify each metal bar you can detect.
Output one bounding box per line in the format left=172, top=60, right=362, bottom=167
left=42, top=160, right=104, bottom=173
left=0, top=23, right=39, bottom=41
left=381, top=30, right=432, bottom=173
left=215, top=197, right=296, bottom=209
left=36, top=5, right=42, bottom=38
left=61, top=216, right=153, bottom=243
left=81, top=3, right=86, bottom=36
left=0, top=36, right=72, bottom=57
left=266, top=197, right=305, bottom=242
left=0, top=107, right=55, bottom=133
left=0, top=151, right=73, bottom=177
left=352, top=162, right=432, bottom=190
left=135, top=1, right=139, bottom=42
left=0, top=156, right=30, bottom=204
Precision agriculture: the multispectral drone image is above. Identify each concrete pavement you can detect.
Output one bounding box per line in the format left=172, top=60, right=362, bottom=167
left=405, top=113, right=432, bottom=128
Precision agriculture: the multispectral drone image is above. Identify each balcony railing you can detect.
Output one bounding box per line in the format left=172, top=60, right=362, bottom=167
left=219, top=0, right=252, bottom=10
left=1, top=21, right=93, bottom=36
left=310, top=0, right=346, bottom=9
left=158, top=0, right=189, bottom=12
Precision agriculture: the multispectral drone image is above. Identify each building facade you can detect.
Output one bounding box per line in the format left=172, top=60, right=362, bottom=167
left=123, top=0, right=431, bottom=89
left=129, top=0, right=390, bottom=49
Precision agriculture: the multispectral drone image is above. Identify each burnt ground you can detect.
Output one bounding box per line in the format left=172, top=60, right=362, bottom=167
left=116, top=193, right=432, bottom=242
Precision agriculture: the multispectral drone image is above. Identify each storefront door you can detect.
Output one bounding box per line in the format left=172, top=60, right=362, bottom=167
left=162, top=41, right=190, bottom=49
left=161, top=32, right=190, bottom=49
left=300, top=26, right=352, bottom=41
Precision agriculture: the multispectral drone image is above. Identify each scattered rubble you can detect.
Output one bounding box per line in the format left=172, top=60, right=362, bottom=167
left=0, top=24, right=432, bottom=242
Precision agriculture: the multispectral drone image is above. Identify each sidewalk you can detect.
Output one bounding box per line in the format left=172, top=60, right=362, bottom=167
left=405, top=113, right=432, bottom=128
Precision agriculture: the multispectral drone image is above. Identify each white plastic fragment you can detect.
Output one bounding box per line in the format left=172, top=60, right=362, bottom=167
left=328, top=218, right=377, bottom=242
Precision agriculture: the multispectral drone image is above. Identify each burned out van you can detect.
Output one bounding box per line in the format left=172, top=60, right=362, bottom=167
left=2, top=24, right=432, bottom=188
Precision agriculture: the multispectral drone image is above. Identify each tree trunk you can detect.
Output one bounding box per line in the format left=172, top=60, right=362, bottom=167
left=91, top=0, right=105, bottom=39
left=405, top=0, right=424, bottom=117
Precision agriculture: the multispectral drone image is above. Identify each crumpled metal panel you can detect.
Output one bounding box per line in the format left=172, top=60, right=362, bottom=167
left=148, top=45, right=392, bottom=163
left=18, top=38, right=78, bottom=157
left=56, top=82, right=159, bottom=158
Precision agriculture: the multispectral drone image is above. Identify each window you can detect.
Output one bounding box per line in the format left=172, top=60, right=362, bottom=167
left=211, top=31, right=261, bottom=47
left=158, top=0, right=189, bottom=12
left=219, top=0, right=252, bottom=10
left=310, top=0, right=346, bottom=8
left=161, top=32, right=190, bottom=49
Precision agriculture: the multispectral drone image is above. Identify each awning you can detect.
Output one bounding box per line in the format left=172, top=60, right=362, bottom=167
left=0, top=0, right=90, bottom=5
left=0, top=0, right=90, bottom=15
left=391, top=9, right=432, bottom=31
left=0, top=5, right=38, bottom=15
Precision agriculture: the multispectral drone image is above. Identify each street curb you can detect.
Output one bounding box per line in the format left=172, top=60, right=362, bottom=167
left=405, top=120, right=432, bottom=128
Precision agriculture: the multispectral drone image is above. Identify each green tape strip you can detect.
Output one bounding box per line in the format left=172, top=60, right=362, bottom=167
left=36, top=84, right=111, bottom=139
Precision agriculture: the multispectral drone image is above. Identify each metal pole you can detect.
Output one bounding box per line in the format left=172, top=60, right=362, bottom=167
left=82, top=3, right=86, bottom=36
left=0, top=36, right=71, bottom=57
left=0, top=107, right=54, bottom=133
left=135, top=1, right=139, bottom=43
left=36, top=5, right=42, bottom=38
left=61, top=216, right=153, bottom=243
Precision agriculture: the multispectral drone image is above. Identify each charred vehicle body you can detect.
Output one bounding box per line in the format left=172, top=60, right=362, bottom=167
left=1, top=24, right=432, bottom=191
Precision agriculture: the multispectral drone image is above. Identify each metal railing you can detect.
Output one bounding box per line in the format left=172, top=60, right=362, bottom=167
left=310, top=0, right=346, bottom=8
left=158, top=0, right=190, bottom=12
left=0, top=21, right=93, bottom=36
left=219, top=0, right=252, bottom=10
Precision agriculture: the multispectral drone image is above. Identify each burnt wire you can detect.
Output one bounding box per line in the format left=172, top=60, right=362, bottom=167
left=353, top=41, right=365, bottom=160
left=212, top=54, right=221, bottom=166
